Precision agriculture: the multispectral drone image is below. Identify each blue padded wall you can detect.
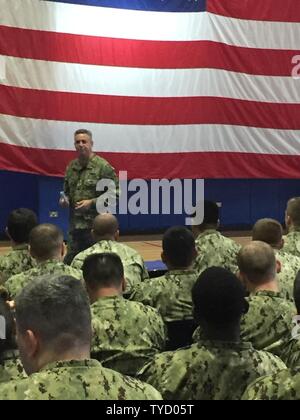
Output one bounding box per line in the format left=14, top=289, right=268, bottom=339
left=0, top=171, right=39, bottom=239
left=1, top=172, right=299, bottom=238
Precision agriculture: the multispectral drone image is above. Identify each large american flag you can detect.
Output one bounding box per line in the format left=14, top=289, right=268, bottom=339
left=0, top=0, right=300, bottom=179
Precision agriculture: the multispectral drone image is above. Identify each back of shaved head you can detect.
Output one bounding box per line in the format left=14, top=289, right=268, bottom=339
left=93, top=214, right=119, bottom=239
left=29, top=224, right=64, bottom=260
left=252, top=218, right=283, bottom=248
left=237, top=241, right=276, bottom=285
left=287, top=198, right=300, bottom=227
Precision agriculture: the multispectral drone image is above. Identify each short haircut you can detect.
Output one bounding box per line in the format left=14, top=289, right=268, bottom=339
left=192, top=267, right=247, bottom=326
left=15, top=275, right=91, bottom=350
left=7, top=208, right=38, bottom=244
left=0, top=297, right=16, bottom=352
left=287, top=198, right=300, bottom=227
left=237, top=241, right=276, bottom=284
left=193, top=201, right=219, bottom=226
left=162, top=226, right=195, bottom=267
left=82, top=253, right=124, bottom=289
left=74, top=129, right=92, bottom=139
left=29, top=224, right=64, bottom=260
left=294, top=271, right=300, bottom=314
left=203, top=201, right=219, bottom=225
left=93, top=214, right=119, bottom=238
left=252, top=218, right=283, bottom=247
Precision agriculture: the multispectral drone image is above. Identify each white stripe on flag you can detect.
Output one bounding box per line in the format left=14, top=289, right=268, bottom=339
left=0, top=55, right=6, bottom=81
left=1, top=114, right=300, bottom=155
left=2, top=55, right=300, bottom=103
left=0, top=0, right=299, bottom=49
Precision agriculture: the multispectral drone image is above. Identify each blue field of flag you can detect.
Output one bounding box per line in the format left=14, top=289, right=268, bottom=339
left=46, top=0, right=206, bottom=12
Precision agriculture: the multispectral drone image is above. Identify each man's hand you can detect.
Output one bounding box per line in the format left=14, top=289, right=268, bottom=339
left=75, top=199, right=93, bottom=211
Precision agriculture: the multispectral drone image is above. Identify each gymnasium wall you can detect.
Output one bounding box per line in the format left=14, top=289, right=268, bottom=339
left=0, top=170, right=299, bottom=239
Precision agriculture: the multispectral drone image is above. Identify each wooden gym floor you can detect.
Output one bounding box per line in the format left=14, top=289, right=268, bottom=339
left=0, top=232, right=251, bottom=261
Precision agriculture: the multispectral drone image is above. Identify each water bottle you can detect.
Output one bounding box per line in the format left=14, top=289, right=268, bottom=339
left=59, top=191, right=68, bottom=207
left=60, top=191, right=66, bottom=200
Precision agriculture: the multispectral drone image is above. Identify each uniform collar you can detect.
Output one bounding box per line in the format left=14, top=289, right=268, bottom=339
left=196, top=229, right=219, bottom=240
left=12, top=244, right=29, bottom=251
left=0, top=349, right=20, bottom=362
left=197, top=339, right=253, bottom=351
left=40, top=359, right=100, bottom=372
left=251, top=290, right=283, bottom=298
left=166, top=269, right=196, bottom=277
left=74, top=154, right=96, bottom=170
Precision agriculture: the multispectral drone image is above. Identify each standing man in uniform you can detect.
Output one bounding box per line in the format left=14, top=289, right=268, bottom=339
left=60, top=129, right=119, bottom=264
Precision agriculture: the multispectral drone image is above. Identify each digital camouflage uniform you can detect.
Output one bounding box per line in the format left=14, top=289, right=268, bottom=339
left=280, top=340, right=300, bottom=370
left=0, top=359, right=162, bottom=400
left=5, top=260, right=83, bottom=299
left=0, top=245, right=36, bottom=285
left=283, top=229, right=300, bottom=258
left=240, top=291, right=295, bottom=355
left=0, top=350, right=26, bottom=384
left=64, top=155, right=119, bottom=259
left=91, top=295, right=166, bottom=376
left=192, top=291, right=295, bottom=356
left=278, top=323, right=300, bottom=369
left=130, top=269, right=198, bottom=322
left=138, top=340, right=286, bottom=400
left=275, top=249, right=300, bottom=301
left=242, top=367, right=300, bottom=400
left=71, top=240, right=149, bottom=294
left=193, top=230, right=241, bottom=275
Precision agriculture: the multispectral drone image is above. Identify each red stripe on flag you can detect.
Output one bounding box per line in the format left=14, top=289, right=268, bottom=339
left=1, top=85, right=300, bottom=129
left=1, top=142, right=300, bottom=179
left=0, top=25, right=298, bottom=76
left=207, top=0, right=300, bottom=22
